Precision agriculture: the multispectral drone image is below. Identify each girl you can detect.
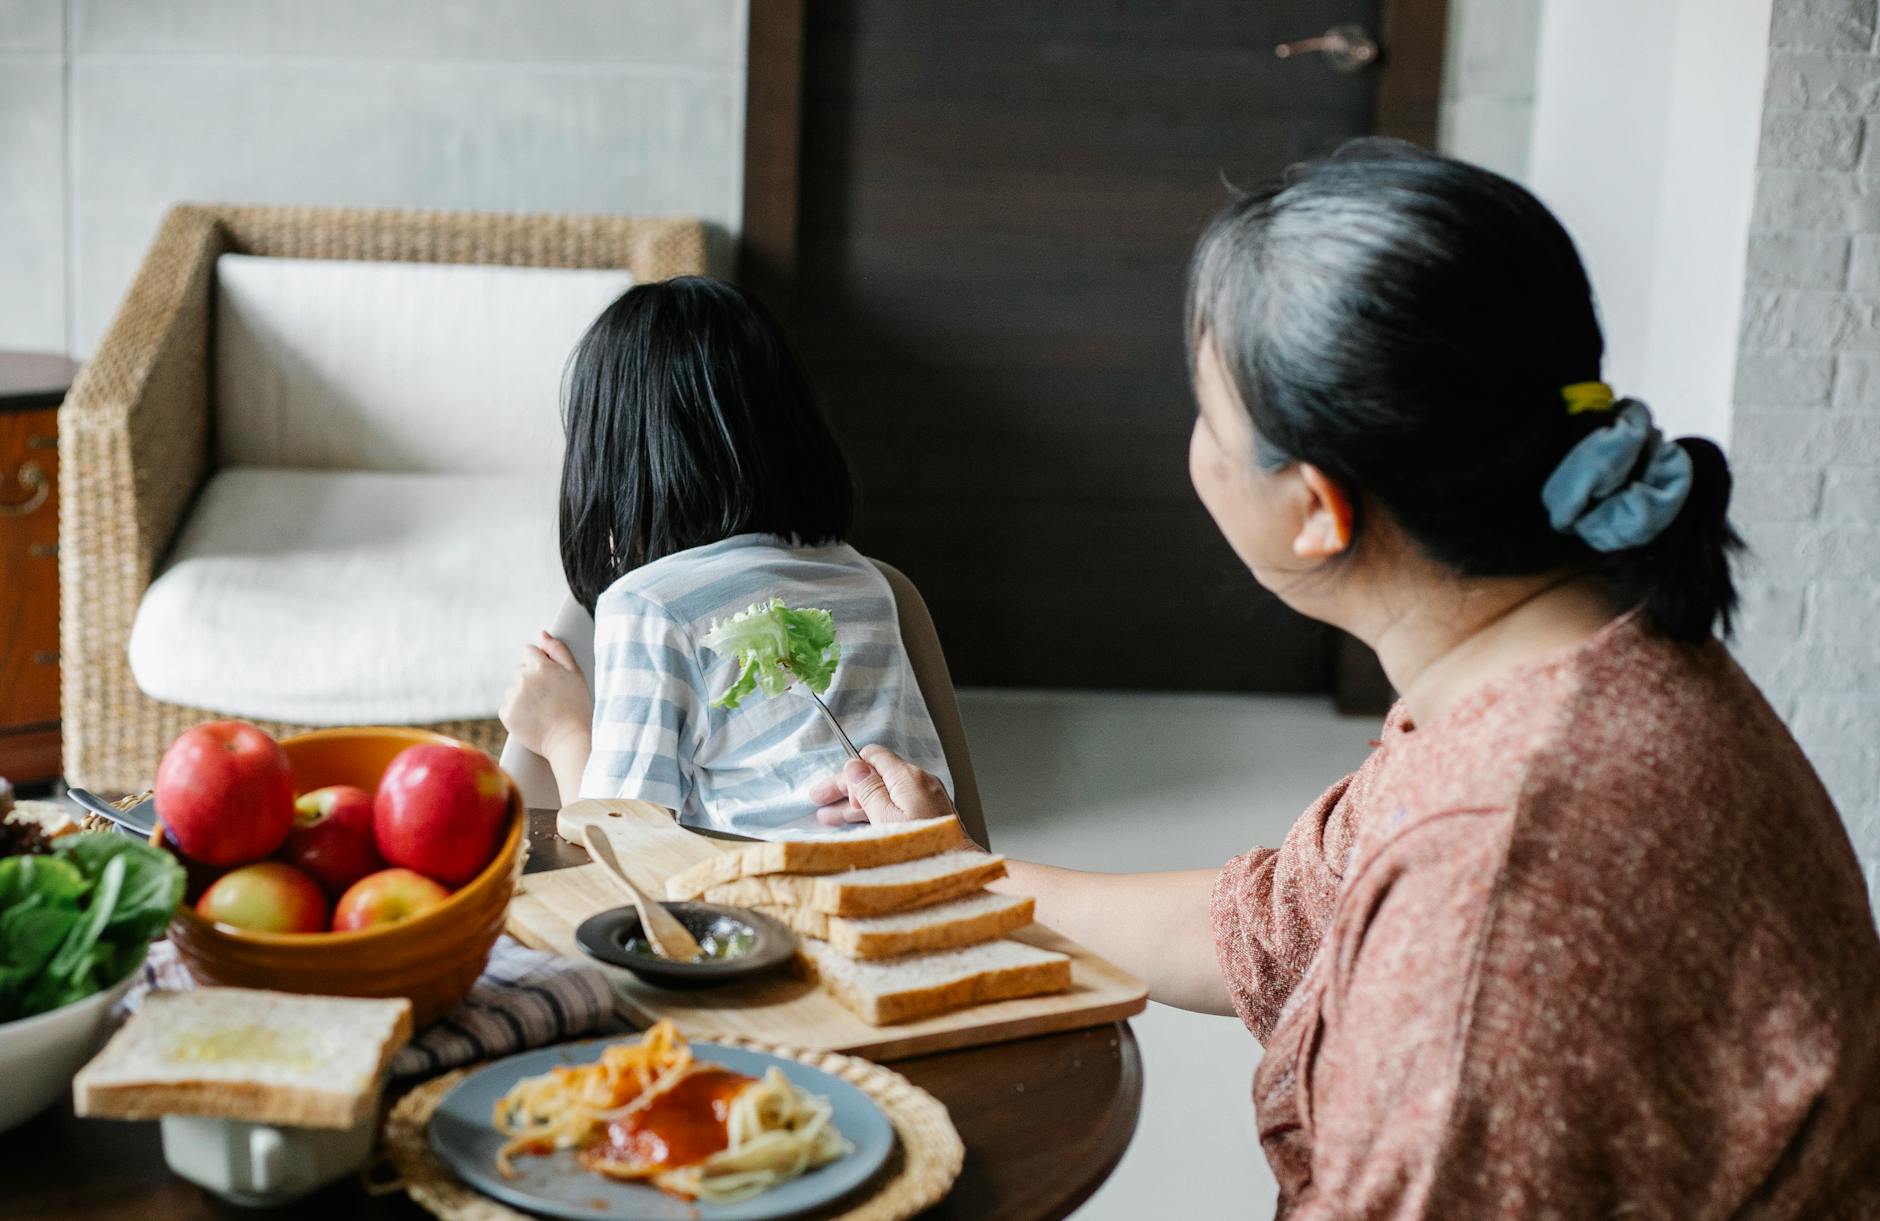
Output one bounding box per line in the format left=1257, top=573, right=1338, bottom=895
left=812, top=142, right=1880, bottom=1214
left=500, top=276, right=952, bottom=836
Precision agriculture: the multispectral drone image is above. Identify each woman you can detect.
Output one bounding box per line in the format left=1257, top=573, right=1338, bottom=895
left=810, top=142, right=1880, bottom=1215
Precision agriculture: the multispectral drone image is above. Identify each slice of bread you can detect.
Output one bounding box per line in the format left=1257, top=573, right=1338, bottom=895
left=759, top=892, right=1036, bottom=959
left=796, top=936, right=1072, bottom=1025
left=664, top=817, right=966, bottom=900
left=74, top=988, right=414, bottom=1129
left=699, top=850, right=1006, bottom=917
left=5, top=797, right=81, bottom=840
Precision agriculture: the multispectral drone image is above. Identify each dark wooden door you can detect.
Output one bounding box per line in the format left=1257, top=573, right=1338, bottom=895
left=792, top=2, right=1395, bottom=691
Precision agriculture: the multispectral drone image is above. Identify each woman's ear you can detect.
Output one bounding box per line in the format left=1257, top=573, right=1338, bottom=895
left=1293, top=463, right=1355, bottom=559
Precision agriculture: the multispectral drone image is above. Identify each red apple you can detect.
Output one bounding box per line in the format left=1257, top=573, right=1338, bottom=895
left=156, top=720, right=296, bottom=866
left=163, top=827, right=227, bottom=904
left=196, top=862, right=328, bottom=934
left=373, top=743, right=510, bottom=886
left=332, top=867, right=451, bottom=932
left=279, top=785, right=383, bottom=894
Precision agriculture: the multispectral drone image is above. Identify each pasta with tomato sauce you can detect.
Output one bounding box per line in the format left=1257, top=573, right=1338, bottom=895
left=491, top=1020, right=853, bottom=1203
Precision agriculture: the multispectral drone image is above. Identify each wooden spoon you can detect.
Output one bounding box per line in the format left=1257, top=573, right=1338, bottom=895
left=583, top=825, right=704, bottom=961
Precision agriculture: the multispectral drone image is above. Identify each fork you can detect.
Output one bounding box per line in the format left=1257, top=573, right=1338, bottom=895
left=774, top=658, right=861, bottom=762
left=798, top=684, right=862, bottom=763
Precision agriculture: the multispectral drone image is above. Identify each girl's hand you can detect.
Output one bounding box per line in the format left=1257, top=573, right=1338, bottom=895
left=807, top=745, right=965, bottom=838
left=500, top=632, right=592, bottom=760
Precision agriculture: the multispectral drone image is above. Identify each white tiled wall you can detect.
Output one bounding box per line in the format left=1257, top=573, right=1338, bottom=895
left=0, top=0, right=748, bottom=356
left=0, top=2, right=66, bottom=353
left=0, top=0, right=61, bottom=49
left=1437, top=0, right=1543, bottom=179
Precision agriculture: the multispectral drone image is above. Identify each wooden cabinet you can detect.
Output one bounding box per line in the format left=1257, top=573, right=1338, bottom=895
left=0, top=353, right=76, bottom=783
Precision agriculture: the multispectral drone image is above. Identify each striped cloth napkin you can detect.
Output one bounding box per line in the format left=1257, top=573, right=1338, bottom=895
left=117, top=935, right=616, bottom=1079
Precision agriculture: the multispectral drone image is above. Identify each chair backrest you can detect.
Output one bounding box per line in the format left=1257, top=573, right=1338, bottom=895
left=868, top=560, right=989, bottom=849
left=214, top=254, right=634, bottom=473
left=499, top=560, right=989, bottom=848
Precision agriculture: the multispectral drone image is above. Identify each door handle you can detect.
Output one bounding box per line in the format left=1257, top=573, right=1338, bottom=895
left=0, top=462, right=48, bottom=516
left=1275, top=23, right=1379, bottom=73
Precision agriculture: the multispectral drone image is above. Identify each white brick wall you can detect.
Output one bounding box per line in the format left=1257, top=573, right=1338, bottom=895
left=1735, top=0, right=1880, bottom=901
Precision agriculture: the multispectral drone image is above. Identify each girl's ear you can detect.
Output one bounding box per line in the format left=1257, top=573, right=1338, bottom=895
left=1293, top=463, right=1355, bottom=559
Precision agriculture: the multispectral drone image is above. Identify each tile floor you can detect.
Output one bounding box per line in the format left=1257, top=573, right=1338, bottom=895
left=953, top=688, right=1382, bottom=1220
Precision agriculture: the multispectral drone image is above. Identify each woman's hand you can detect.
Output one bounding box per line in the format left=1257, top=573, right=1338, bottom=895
left=806, top=745, right=962, bottom=831
left=810, top=746, right=1233, bottom=1015
left=500, top=633, right=593, bottom=804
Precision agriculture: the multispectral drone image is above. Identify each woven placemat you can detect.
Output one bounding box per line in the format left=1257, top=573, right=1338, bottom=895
left=383, top=1036, right=964, bottom=1221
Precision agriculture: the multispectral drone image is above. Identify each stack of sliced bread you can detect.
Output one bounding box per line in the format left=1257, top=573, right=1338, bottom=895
left=664, top=818, right=1072, bottom=1024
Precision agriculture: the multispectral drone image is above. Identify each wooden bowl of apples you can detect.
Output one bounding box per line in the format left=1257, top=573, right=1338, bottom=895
left=152, top=725, right=524, bottom=1028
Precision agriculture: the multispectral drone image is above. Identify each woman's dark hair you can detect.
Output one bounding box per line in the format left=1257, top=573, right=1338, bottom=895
left=1186, top=138, right=1741, bottom=642
left=559, top=275, right=853, bottom=610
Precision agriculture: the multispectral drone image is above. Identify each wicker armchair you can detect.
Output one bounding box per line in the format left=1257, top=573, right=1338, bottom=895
left=60, top=204, right=707, bottom=792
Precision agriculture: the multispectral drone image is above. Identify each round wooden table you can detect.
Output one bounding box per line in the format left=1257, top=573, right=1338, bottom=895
left=7, top=815, right=1145, bottom=1220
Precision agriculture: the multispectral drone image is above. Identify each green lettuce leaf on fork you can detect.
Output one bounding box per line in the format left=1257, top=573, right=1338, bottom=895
left=700, top=598, right=841, bottom=710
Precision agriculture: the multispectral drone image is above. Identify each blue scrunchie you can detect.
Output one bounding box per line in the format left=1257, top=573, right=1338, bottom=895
left=1540, top=399, right=1693, bottom=552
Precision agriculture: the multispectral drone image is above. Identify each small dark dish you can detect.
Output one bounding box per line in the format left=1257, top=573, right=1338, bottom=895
left=575, top=902, right=795, bottom=990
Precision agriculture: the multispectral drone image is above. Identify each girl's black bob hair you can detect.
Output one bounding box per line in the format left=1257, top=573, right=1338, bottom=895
left=559, top=275, right=854, bottom=610
left=1186, top=138, right=1741, bottom=643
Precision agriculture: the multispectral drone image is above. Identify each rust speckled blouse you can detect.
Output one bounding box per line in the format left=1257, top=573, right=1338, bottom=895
left=1212, top=612, right=1880, bottom=1218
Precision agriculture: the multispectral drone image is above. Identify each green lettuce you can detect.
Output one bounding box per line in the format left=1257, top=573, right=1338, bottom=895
left=700, top=598, right=841, bottom=710
left=0, top=833, right=184, bottom=1022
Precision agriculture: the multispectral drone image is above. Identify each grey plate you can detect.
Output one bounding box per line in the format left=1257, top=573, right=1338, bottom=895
left=428, top=1040, right=896, bottom=1221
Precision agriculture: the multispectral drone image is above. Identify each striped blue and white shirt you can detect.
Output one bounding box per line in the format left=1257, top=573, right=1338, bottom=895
left=578, top=534, right=953, bottom=838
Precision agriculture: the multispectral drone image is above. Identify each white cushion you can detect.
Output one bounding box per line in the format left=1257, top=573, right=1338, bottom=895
left=129, top=468, right=566, bottom=725
left=214, top=255, right=633, bottom=473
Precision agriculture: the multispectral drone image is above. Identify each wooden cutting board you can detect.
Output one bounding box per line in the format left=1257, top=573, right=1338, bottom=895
left=505, top=800, right=1149, bottom=1061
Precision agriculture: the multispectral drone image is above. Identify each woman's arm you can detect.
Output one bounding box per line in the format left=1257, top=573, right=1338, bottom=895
left=999, top=861, right=1234, bottom=1016
left=811, top=747, right=1235, bottom=1016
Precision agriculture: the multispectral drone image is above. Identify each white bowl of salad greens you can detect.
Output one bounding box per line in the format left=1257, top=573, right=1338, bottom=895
left=0, top=832, right=185, bottom=1131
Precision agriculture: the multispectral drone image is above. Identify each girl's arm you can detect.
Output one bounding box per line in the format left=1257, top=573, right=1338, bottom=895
left=500, top=632, right=593, bottom=805
left=541, top=725, right=592, bottom=808
left=813, top=748, right=1235, bottom=1016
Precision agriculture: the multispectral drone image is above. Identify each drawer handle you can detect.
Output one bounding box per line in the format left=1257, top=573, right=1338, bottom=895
left=28, top=435, right=56, bottom=450
left=1, top=462, right=49, bottom=517
left=33, top=651, right=58, bottom=667
left=30, top=541, right=58, bottom=558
